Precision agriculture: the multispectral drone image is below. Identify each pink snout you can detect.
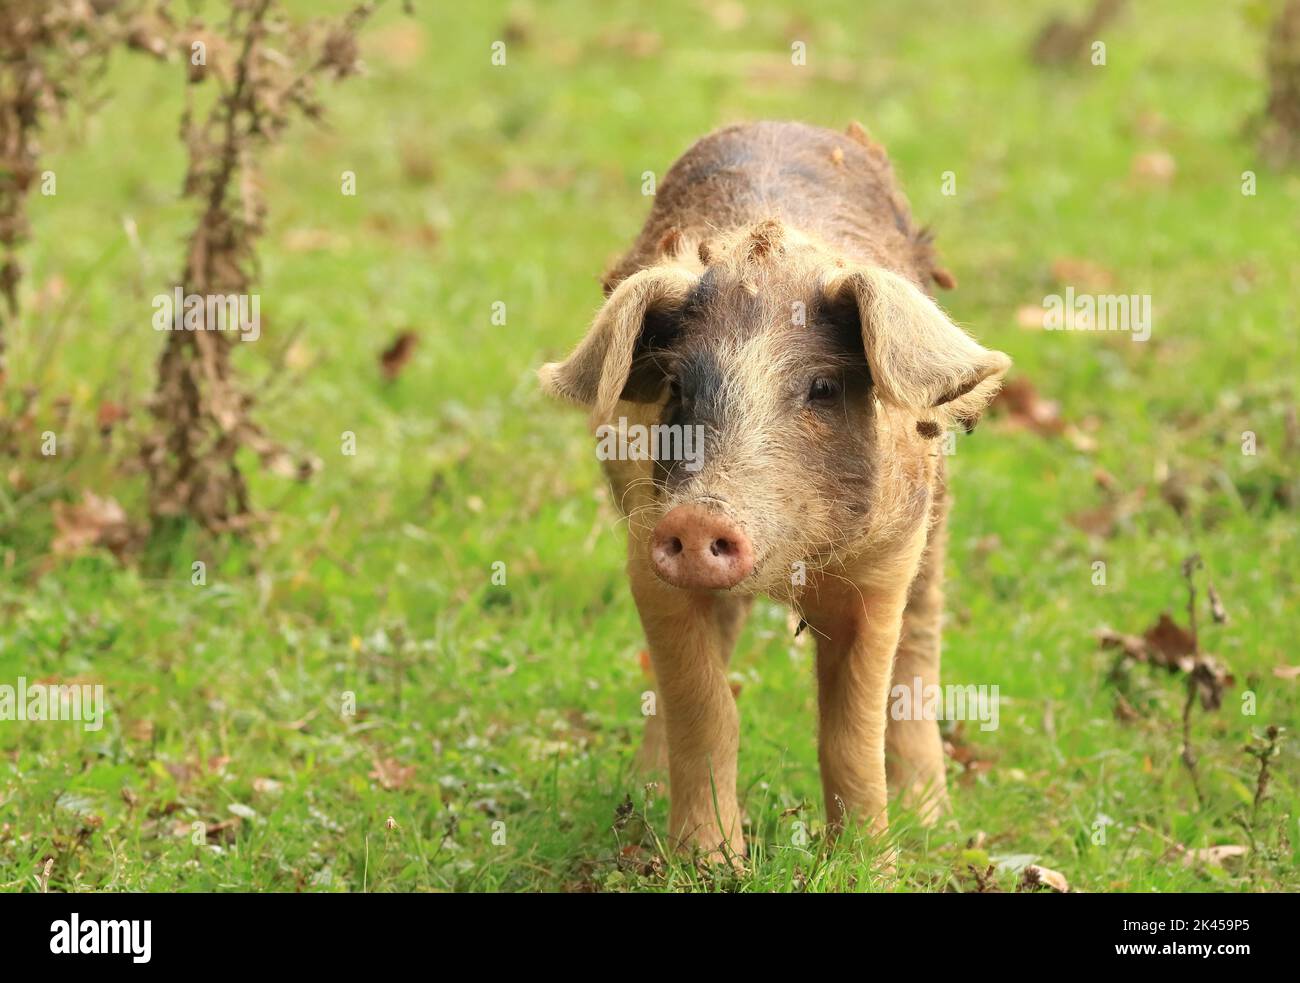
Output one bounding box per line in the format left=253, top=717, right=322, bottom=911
left=650, top=504, right=754, bottom=590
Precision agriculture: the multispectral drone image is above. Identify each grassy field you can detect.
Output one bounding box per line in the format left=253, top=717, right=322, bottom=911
left=1, top=0, right=1297, bottom=892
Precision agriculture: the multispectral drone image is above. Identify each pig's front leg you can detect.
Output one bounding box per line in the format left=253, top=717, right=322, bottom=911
left=629, top=559, right=743, bottom=860
left=805, top=586, right=910, bottom=838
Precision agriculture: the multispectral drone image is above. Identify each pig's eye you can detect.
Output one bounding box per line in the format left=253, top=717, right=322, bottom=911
left=806, top=376, right=841, bottom=404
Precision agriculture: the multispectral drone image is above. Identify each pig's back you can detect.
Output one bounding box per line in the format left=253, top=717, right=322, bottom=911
left=604, top=121, right=939, bottom=291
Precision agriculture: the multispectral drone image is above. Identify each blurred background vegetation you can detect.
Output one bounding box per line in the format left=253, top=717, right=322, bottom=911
left=0, top=0, right=1296, bottom=891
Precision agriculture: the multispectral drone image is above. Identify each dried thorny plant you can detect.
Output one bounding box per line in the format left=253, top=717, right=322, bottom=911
left=1244, top=725, right=1285, bottom=826
left=1261, top=0, right=1300, bottom=165
left=1031, top=0, right=1126, bottom=66
left=1098, top=553, right=1234, bottom=809
left=141, top=0, right=381, bottom=536
left=0, top=1, right=151, bottom=386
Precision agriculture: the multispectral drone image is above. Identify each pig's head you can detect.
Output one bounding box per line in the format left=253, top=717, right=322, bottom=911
left=540, top=220, right=1009, bottom=599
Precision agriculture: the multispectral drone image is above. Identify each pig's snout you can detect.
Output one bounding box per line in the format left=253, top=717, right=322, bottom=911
left=650, top=504, right=754, bottom=590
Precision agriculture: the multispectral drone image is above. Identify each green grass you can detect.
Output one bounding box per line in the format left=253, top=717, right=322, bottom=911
left=1, top=0, right=1297, bottom=892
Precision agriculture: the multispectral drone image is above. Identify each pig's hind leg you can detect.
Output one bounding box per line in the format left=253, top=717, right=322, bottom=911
left=884, top=506, right=950, bottom=825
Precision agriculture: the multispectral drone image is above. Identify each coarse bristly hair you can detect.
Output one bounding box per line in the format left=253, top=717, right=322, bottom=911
left=538, top=121, right=1010, bottom=849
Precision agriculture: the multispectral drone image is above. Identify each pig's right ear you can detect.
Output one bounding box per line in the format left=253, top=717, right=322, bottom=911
left=539, top=266, right=697, bottom=422
left=825, top=265, right=1011, bottom=425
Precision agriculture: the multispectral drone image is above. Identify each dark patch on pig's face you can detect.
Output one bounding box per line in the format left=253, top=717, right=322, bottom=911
left=669, top=350, right=726, bottom=428
left=654, top=347, right=724, bottom=491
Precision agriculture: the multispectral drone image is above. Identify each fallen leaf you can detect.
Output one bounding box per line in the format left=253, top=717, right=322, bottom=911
left=1068, top=486, right=1145, bottom=539
left=379, top=331, right=418, bottom=381
left=1069, top=503, right=1121, bottom=538
left=1050, top=257, right=1114, bottom=291
left=943, top=722, right=996, bottom=782
left=369, top=757, right=417, bottom=790
left=708, top=1, right=748, bottom=31
left=1159, top=470, right=1195, bottom=517
left=1113, top=691, right=1141, bottom=722
left=988, top=377, right=1065, bottom=436
left=1189, top=655, right=1234, bottom=710
left=1132, top=150, right=1176, bottom=184
left=96, top=401, right=127, bottom=435
left=1021, top=864, right=1070, bottom=892
left=1143, top=612, right=1197, bottom=669
left=596, top=27, right=661, bottom=59
left=51, top=492, right=137, bottom=562
left=1016, top=304, right=1048, bottom=329
left=282, top=228, right=349, bottom=252
left=204, top=818, right=241, bottom=843
left=1180, top=845, right=1247, bottom=867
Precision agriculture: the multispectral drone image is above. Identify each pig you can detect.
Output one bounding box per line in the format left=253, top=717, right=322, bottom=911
left=539, top=121, right=1010, bottom=859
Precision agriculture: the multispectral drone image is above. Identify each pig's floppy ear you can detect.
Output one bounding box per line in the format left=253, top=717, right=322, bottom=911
left=539, top=266, right=697, bottom=422
left=826, top=265, right=1011, bottom=423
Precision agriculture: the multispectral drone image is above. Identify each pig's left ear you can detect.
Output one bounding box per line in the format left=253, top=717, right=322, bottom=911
left=825, top=265, right=1011, bottom=423
left=539, top=265, right=698, bottom=423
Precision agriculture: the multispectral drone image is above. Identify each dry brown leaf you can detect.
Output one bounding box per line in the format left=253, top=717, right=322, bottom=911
left=1189, top=655, right=1234, bottom=711
left=1180, top=845, right=1247, bottom=867
left=988, top=377, right=1065, bottom=436
left=282, top=228, right=349, bottom=252
left=1069, top=504, right=1121, bottom=538
left=1016, top=304, right=1048, bottom=329
left=943, top=722, right=996, bottom=783
left=379, top=331, right=418, bottom=381
left=1068, top=486, right=1145, bottom=539
left=1097, top=627, right=1148, bottom=661
left=1143, top=612, right=1197, bottom=669
left=169, top=816, right=241, bottom=843
left=1132, top=150, right=1176, bottom=184
left=369, top=757, right=417, bottom=790
left=708, top=1, right=749, bottom=31
left=1159, top=471, right=1194, bottom=517
left=1113, top=691, right=1141, bottom=722
left=51, top=491, right=136, bottom=562
left=597, top=27, right=661, bottom=59
left=1050, top=257, right=1114, bottom=292
left=96, top=401, right=127, bottom=435
left=1021, top=864, right=1070, bottom=892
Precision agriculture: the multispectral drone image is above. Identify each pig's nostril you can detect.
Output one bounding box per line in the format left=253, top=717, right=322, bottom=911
left=650, top=504, right=753, bottom=590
